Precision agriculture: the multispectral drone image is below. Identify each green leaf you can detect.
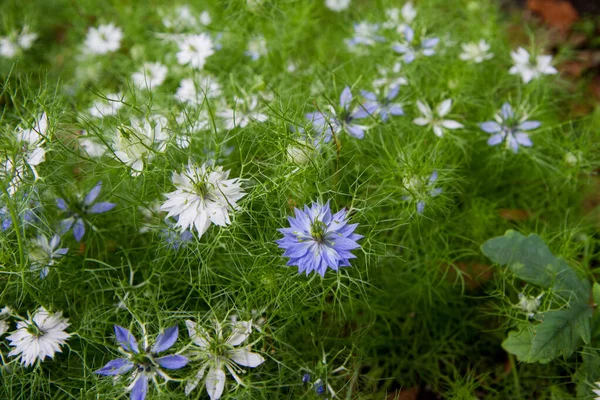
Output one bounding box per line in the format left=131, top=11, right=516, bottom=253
left=481, top=230, right=590, bottom=301
left=502, top=302, right=592, bottom=363
left=593, top=282, right=600, bottom=307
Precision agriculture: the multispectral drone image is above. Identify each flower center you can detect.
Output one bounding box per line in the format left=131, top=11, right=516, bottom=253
left=193, top=181, right=210, bottom=198
left=26, top=323, right=43, bottom=337
left=310, top=220, right=328, bottom=243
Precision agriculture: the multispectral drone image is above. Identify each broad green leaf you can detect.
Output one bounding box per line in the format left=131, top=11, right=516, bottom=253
left=481, top=230, right=590, bottom=301
left=502, top=302, right=592, bottom=363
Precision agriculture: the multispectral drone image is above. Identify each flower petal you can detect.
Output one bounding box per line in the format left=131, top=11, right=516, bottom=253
left=88, top=202, right=116, bottom=214
left=84, top=181, right=103, bottom=206
left=205, top=367, right=226, bottom=400
left=73, top=218, right=85, bottom=242
left=339, top=87, right=352, bottom=109
left=114, top=325, right=139, bottom=354
left=229, top=348, right=265, bottom=368
left=95, top=358, right=134, bottom=376
left=130, top=374, right=148, bottom=400
left=156, top=354, right=189, bottom=370
left=436, top=99, right=452, bottom=117
left=152, top=325, right=179, bottom=354
left=479, top=121, right=501, bottom=133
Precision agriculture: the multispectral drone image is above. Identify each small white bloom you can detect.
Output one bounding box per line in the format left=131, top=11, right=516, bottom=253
left=459, top=40, right=493, bottom=63
left=89, top=93, right=124, bottom=118
left=373, top=62, right=408, bottom=89
left=83, top=23, right=123, bottom=55
left=7, top=307, right=71, bottom=367
left=383, top=3, right=417, bottom=30
left=287, top=143, right=313, bottom=165
left=162, top=5, right=211, bottom=29
left=413, top=99, right=463, bottom=138
left=28, top=234, right=68, bottom=279
left=175, top=76, right=222, bottom=105
left=593, top=381, right=600, bottom=399
left=160, top=162, right=246, bottom=237
left=517, top=293, right=543, bottom=318
left=113, top=115, right=170, bottom=176
left=184, top=318, right=265, bottom=399
left=176, top=34, right=215, bottom=69
left=325, top=0, right=351, bottom=12
left=0, top=25, right=37, bottom=58
left=78, top=131, right=107, bottom=158
left=218, top=96, right=268, bottom=130
left=16, top=112, right=49, bottom=170
left=131, top=62, right=168, bottom=90
left=245, top=35, right=268, bottom=60
left=509, top=47, right=557, bottom=84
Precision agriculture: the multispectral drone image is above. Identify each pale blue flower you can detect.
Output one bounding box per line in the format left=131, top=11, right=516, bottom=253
left=393, top=26, right=438, bottom=63
left=96, top=325, right=188, bottom=400
left=360, top=86, right=404, bottom=122
left=306, top=87, right=377, bottom=140
left=276, top=201, right=362, bottom=276
left=346, top=22, right=385, bottom=48
left=479, top=102, right=539, bottom=153
left=402, top=171, right=442, bottom=213
left=56, top=181, right=116, bottom=242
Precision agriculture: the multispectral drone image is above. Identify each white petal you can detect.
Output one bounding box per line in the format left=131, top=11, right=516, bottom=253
left=229, top=348, right=265, bottom=368
left=205, top=367, right=226, bottom=400
left=440, top=120, right=463, bottom=129
left=416, top=100, right=432, bottom=118
left=436, top=99, right=452, bottom=117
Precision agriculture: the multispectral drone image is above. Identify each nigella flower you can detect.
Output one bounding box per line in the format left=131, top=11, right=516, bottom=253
left=15, top=112, right=49, bottom=180
left=509, top=47, right=557, bottom=84
left=306, top=87, right=377, bottom=140
left=0, top=25, right=37, bottom=58
left=459, top=40, right=493, bottom=63
left=345, top=22, right=385, bottom=48
left=6, top=307, right=70, bottom=367
left=401, top=171, right=442, bottom=214
left=160, top=219, right=194, bottom=250
left=176, top=34, right=215, bottom=69
left=383, top=3, right=417, bottom=31
left=83, top=23, right=123, bottom=55
left=479, top=103, right=539, bottom=153
left=372, top=62, right=408, bottom=91
left=160, top=162, right=245, bottom=238
left=276, top=201, right=362, bottom=277
left=517, top=292, right=543, bottom=319
left=413, top=99, right=463, bottom=138
left=28, top=234, right=68, bottom=279
left=184, top=318, right=265, bottom=399
left=360, top=86, right=404, bottom=122
left=131, top=62, right=168, bottom=90
left=393, top=26, right=438, bottom=63
left=96, top=325, right=188, bottom=400
left=218, top=96, right=268, bottom=130
left=0, top=191, right=41, bottom=231
left=57, top=181, right=116, bottom=242
left=245, top=35, right=268, bottom=60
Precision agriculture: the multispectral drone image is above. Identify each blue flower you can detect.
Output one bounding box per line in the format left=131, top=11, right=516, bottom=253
left=1, top=191, right=41, bottom=231
left=393, top=26, right=439, bottom=63
left=479, top=102, right=539, bottom=153
left=160, top=219, right=194, bottom=250
left=276, top=201, right=362, bottom=277
left=56, top=181, right=116, bottom=241
left=306, top=87, right=377, bottom=140
left=96, top=325, right=188, bottom=400
left=360, top=86, right=404, bottom=122
left=402, top=171, right=442, bottom=214
left=346, top=22, right=385, bottom=48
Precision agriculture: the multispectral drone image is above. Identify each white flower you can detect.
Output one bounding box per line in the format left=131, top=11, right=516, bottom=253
left=373, top=62, right=408, bottom=89
left=176, top=110, right=211, bottom=148
left=325, top=0, right=351, bottom=12
left=413, top=99, right=463, bottom=138
left=83, top=23, right=123, bottom=55
left=459, top=40, right=493, bottom=63
left=162, top=5, right=211, bottom=29
left=218, top=96, right=268, bottom=130
left=176, top=34, right=215, bottom=69
left=7, top=307, right=70, bottom=367
left=0, top=307, right=11, bottom=337
left=0, top=25, right=37, bottom=58
left=89, top=93, right=124, bottom=118
left=131, top=62, right=168, bottom=90
left=593, top=381, right=600, bottom=399
left=16, top=112, right=48, bottom=170
left=113, top=115, right=170, bottom=176
left=383, top=3, right=417, bottom=30
left=184, top=319, right=265, bottom=399
left=28, top=234, right=68, bottom=279
left=175, top=76, right=222, bottom=105
left=245, top=35, right=268, bottom=60
left=78, top=131, right=107, bottom=158
left=509, top=47, right=557, bottom=84
left=160, top=162, right=245, bottom=237
left=517, top=293, right=543, bottom=318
